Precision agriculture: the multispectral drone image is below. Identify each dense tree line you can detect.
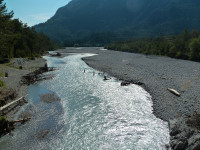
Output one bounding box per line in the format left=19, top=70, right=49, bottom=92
left=105, top=29, right=200, bottom=61
left=0, top=0, right=57, bottom=62
left=63, top=32, right=122, bottom=47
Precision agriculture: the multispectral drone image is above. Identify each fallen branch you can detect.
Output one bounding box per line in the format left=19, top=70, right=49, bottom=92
left=0, top=96, right=26, bottom=111
left=168, top=88, right=181, bottom=97
left=12, top=117, right=31, bottom=124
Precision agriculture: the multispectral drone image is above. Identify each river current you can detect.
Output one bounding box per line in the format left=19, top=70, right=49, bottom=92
left=0, top=53, right=170, bottom=150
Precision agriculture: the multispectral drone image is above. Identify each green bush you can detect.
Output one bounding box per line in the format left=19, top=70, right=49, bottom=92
left=0, top=72, right=4, bottom=77
left=0, top=116, right=6, bottom=122
left=0, top=116, right=7, bottom=131
left=189, top=38, right=200, bottom=61
left=0, top=80, right=5, bottom=87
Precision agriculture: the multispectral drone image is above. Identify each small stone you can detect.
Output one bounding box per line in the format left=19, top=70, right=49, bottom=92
left=185, top=130, right=194, bottom=139
left=121, top=81, right=131, bottom=86
left=174, top=141, right=187, bottom=150
left=191, top=143, right=200, bottom=150
left=170, top=140, right=177, bottom=149
left=170, top=128, right=181, bottom=136
left=165, top=144, right=170, bottom=149
left=9, top=132, right=14, bottom=136
left=188, top=134, right=200, bottom=146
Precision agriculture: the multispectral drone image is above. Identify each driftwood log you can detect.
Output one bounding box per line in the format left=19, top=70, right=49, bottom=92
left=168, top=88, right=181, bottom=97
left=12, top=117, right=31, bottom=124
left=0, top=96, right=26, bottom=111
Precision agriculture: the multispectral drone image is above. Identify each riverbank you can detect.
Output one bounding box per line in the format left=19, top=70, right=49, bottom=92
left=0, top=58, right=46, bottom=121
left=58, top=47, right=200, bottom=149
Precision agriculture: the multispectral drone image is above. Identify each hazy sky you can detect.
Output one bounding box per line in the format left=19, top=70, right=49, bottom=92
left=4, top=0, right=71, bottom=26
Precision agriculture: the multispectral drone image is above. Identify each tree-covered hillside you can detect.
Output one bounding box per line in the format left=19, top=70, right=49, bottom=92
left=0, top=0, right=56, bottom=62
left=35, top=0, right=200, bottom=45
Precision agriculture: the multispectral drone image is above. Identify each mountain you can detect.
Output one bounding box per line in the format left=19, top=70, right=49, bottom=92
left=34, top=0, right=200, bottom=45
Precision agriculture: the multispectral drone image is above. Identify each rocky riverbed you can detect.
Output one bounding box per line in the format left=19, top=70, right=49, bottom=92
left=57, top=47, right=200, bottom=150
left=0, top=58, right=46, bottom=121
left=1, top=48, right=200, bottom=149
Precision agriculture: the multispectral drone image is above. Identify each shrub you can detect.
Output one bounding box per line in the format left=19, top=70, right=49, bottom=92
left=0, top=73, right=4, bottom=77
left=0, top=116, right=6, bottom=122
left=0, top=116, right=7, bottom=132
left=189, top=38, right=200, bottom=61
left=0, top=80, right=5, bottom=87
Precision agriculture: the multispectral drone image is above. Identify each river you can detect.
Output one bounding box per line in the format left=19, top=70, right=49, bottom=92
left=0, top=53, right=170, bottom=150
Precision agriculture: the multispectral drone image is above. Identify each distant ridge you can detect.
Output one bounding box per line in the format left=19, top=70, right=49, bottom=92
left=34, top=0, right=200, bottom=45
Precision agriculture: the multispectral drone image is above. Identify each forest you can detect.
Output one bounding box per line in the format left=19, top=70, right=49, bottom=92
left=0, top=0, right=57, bottom=62
left=105, top=29, right=200, bottom=62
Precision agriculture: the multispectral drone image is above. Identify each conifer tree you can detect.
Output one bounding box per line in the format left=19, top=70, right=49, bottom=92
left=0, top=0, right=57, bottom=62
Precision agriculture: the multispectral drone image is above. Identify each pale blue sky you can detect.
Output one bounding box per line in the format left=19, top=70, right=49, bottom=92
left=4, top=0, right=71, bottom=26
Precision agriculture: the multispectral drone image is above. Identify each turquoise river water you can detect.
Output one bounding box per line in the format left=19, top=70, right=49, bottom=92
left=0, top=53, right=170, bottom=150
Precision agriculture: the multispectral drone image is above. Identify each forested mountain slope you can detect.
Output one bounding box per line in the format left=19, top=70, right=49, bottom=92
left=35, top=0, right=200, bottom=45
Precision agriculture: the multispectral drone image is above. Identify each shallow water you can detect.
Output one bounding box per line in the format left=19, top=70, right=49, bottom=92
left=0, top=53, right=170, bottom=150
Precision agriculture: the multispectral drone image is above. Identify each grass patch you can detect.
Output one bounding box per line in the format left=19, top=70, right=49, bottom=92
left=2, top=60, right=20, bottom=70
left=0, top=116, right=6, bottom=122
left=5, top=63, right=20, bottom=69
left=0, top=72, right=4, bottom=77
left=0, top=80, right=5, bottom=87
